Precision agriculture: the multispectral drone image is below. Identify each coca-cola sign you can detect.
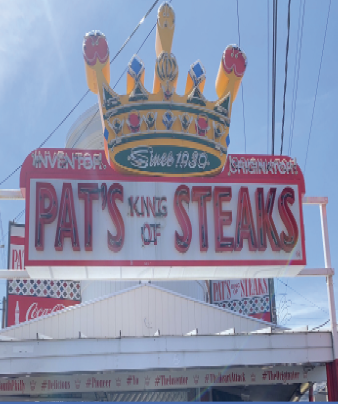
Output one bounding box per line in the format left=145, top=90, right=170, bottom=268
left=7, top=295, right=78, bottom=327
left=26, top=302, right=67, bottom=321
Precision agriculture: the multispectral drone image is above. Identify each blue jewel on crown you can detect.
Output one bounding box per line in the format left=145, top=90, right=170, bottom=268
left=162, top=111, right=176, bottom=130
left=128, top=54, right=144, bottom=80
left=189, top=60, right=206, bottom=87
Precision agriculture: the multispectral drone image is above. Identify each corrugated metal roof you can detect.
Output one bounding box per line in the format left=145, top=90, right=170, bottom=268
left=0, top=284, right=283, bottom=340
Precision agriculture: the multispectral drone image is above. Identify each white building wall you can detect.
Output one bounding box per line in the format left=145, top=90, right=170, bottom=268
left=0, top=284, right=278, bottom=340
left=66, top=104, right=103, bottom=149
left=81, top=280, right=206, bottom=303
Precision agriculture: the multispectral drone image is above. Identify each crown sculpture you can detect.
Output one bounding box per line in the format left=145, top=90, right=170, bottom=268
left=83, top=2, right=246, bottom=177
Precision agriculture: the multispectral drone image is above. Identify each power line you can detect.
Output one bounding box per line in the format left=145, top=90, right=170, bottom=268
left=13, top=209, right=25, bottom=223
left=311, top=319, right=330, bottom=331
left=267, top=0, right=270, bottom=154
left=277, top=279, right=328, bottom=314
left=0, top=166, right=22, bottom=188
left=0, top=209, right=25, bottom=251
left=236, top=0, right=247, bottom=153
left=271, top=0, right=278, bottom=155
left=0, top=0, right=160, bottom=187
left=109, top=0, right=160, bottom=66
left=280, top=0, right=291, bottom=155
left=236, top=0, right=241, bottom=46
left=288, top=0, right=306, bottom=156
left=304, top=0, right=331, bottom=174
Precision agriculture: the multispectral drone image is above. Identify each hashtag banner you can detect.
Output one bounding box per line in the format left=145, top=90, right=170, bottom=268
left=0, top=366, right=325, bottom=396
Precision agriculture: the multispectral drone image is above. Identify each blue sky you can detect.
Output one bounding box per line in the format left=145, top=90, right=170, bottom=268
left=0, top=0, right=337, bottom=329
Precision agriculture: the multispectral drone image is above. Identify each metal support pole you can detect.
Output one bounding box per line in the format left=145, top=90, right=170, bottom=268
left=320, top=203, right=338, bottom=359
left=308, top=385, right=314, bottom=402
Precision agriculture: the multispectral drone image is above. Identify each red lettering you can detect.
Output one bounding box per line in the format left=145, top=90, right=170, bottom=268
left=248, top=279, right=253, bottom=295
left=257, top=279, right=266, bottom=295
left=35, top=182, right=58, bottom=251
left=54, top=183, right=80, bottom=251
left=263, top=278, right=268, bottom=292
left=107, top=183, right=125, bottom=252
left=213, top=187, right=234, bottom=252
left=12, top=250, right=18, bottom=269
left=78, top=183, right=99, bottom=251
left=18, top=250, right=22, bottom=269
left=226, top=281, right=231, bottom=300
left=278, top=187, right=299, bottom=252
left=146, top=197, right=156, bottom=217
left=241, top=279, right=247, bottom=297
left=140, top=196, right=145, bottom=217
left=174, top=185, right=192, bottom=253
left=213, top=282, right=220, bottom=301
left=159, top=197, right=167, bottom=217
left=255, top=188, right=281, bottom=251
left=128, top=196, right=142, bottom=217
left=192, top=186, right=212, bottom=252
left=141, top=223, right=151, bottom=245
left=235, top=187, right=257, bottom=251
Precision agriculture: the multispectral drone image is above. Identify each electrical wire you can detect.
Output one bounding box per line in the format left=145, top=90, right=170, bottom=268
left=13, top=209, right=25, bottom=223
left=304, top=0, right=331, bottom=174
left=0, top=0, right=160, bottom=186
left=280, top=0, right=291, bottom=155
left=311, top=320, right=330, bottom=330
left=109, top=0, right=160, bottom=66
left=288, top=0, right=306, bottom=156
left=271, top=0, right=278, bottom=155
left=236, top=0, right=247, bottom=153
left=267, top=0, right=270, bottom=154
left=277, top=279, right=328, bottom=314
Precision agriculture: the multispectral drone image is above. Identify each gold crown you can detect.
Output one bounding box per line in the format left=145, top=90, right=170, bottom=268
left=82, top=2, right=247, bottom=177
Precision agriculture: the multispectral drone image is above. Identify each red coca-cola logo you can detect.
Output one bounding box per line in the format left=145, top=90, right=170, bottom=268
left=26, top=302, right=66, bottom=321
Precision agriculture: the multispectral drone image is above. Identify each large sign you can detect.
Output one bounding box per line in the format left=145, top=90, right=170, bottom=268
left=6, top=222, right=81, bottom=327
left=20, top=149, right=306, bottom=280
left=211, top=279, right=273, bottom=322
left=0, top=366, right=325, bottom=395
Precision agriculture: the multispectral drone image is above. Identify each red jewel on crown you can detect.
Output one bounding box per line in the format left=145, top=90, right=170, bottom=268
left=83, top=30, right=109, bottom=66
left=222, top=45, right=247, bottom=77
left=127, top=111, right=141, bottom=133
left=195, top=114, right=209, bottom=136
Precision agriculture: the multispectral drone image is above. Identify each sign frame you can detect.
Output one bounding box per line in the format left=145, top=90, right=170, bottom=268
left=20, top=149, right=307, bottom=280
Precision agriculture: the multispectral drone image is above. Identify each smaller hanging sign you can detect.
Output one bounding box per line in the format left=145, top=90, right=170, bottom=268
left=6, top=222, right=81, bottom=327
left=211, top=279, right=272, bottom=322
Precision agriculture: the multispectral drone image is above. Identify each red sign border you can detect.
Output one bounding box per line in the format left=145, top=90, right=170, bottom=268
left=20, top=149, right=306, bottom=268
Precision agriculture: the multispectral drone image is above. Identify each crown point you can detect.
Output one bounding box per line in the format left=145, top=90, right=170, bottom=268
left=215, top=44, right=247, bottom=100
left=153, top=52, right=178, bottom=96
left=83, top=31, right=109, bottom=66
left=222, top=45, right=247, bottom=77
left=158, top=2, right=175, bottom=25
left=83, top=30, right=110, bottom=94
left=155, top=2, right=176, bottom=57
left=127, top=55, right=146, bottom=96
left=128, top=55, right=144, bottom=78
left=185, top=60, right=206, bottom=95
